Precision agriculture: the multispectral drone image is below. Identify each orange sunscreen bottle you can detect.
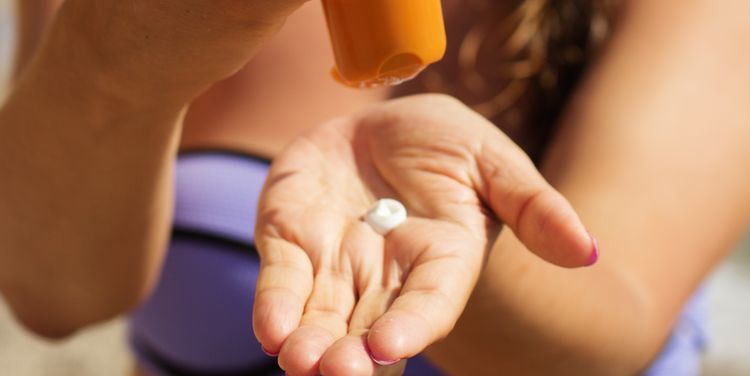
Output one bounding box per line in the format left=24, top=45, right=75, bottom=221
left=322, top=0, right=447, bottom=88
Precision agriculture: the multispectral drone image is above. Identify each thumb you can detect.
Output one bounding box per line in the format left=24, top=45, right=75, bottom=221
left=477, top=132, right=598, bottom=268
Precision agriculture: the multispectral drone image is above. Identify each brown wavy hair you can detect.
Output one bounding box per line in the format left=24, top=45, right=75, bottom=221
left=395, top=0, right=621, bottom=160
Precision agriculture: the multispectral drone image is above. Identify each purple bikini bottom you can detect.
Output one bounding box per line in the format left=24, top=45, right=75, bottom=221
left=128, top=152, right=706, bottom=375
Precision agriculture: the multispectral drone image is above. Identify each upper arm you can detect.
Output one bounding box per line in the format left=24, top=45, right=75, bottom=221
left=13, top=0, right=64, bottom=77
left=544, top=0, right=750, bottom=325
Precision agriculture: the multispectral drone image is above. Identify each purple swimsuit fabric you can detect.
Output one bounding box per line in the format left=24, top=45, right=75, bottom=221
left=129, top=152, right=707, bottom=375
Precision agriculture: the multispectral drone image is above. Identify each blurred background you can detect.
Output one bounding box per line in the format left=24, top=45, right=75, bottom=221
left=0, top=0, right=748, bottom=375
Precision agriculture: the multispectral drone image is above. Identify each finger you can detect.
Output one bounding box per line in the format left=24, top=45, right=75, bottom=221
left=278, top=269, right=355, bottom=375
left=366, top=219, right=483, bottom=365
left=320, top=332, right=407, bottom=376
left=277, top=317, right=342, bottom=376
left=253, top=236, right=314, bottom=354
left=478, top=132, right=598, bottom=267
left=348, top=288, right=399, bottom=335
left=317, top=223, right=406, bottom=376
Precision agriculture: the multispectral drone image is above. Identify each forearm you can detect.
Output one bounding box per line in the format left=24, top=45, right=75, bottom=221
left=427, top=234, right=652, bottom=375
left=0, top=0, right=311, bottom=337
left=13, top=0, right=63, bottom=78
left=429, top=1, right=750, bottom=374
left=0, top=9, right=186, bottom=338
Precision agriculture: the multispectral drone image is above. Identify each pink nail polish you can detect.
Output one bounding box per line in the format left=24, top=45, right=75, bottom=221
left=586, top=231, right=599, bottom=267
left=365, top=343, right=400, bottom=366
left=262, top=347, right=279, bottom=357
left=372, top=357, right=401, bottom=366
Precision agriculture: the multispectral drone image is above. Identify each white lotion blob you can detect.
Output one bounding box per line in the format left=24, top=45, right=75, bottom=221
left=365, top=198, right=408, bottom=235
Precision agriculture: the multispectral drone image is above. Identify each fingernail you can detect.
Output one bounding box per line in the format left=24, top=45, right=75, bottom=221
left=262, top=347, right=279, bottom=357
left=365, top=343, right=400, bottom=366
left=372, top=357, right=401, bottom=366
left=586, top=231, right=599, bottom=267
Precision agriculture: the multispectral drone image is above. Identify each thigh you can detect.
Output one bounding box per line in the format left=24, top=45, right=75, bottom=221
left=128, top=233, right=280, bottom=375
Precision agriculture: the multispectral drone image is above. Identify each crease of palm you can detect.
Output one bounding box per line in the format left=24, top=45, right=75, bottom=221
left=258, top=121, right=500, bottom=340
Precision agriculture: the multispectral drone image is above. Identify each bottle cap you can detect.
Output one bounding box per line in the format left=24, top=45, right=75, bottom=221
left=322, top=0, right=447, bottom=88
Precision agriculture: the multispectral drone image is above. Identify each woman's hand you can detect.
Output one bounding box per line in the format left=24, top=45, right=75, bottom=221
left=253, top=95, right=598, bottom=376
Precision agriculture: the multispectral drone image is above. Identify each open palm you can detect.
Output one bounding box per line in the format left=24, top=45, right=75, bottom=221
left=252, top=95, right=596, bottom=376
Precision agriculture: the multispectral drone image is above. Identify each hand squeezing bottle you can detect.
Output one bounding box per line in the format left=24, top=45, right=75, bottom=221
left=322, top=0, right=447, bottom=88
